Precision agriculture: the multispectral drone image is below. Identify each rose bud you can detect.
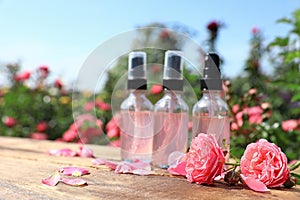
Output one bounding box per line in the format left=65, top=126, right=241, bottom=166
left=283, top=174, right=297, bottom=188
left=224, top=170, right=241, bottom=185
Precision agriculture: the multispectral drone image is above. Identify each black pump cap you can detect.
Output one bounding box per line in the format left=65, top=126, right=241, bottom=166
left=168, top=55, right=181, bottom=74
left=201, top=53, right=222, bottom=90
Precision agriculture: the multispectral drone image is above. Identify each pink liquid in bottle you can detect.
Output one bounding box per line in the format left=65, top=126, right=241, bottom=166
left=192, top=115, right=230, bottom=161
left=152, top=112, right=188, bottom=168
left=120, top=110, right=153, bottom=162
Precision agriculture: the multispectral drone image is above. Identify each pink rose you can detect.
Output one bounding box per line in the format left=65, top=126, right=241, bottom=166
left=247, top=106, right=263, bottom=124
left=281, top=119, right=298, bottom=131
left=240, top=139, right=289, bottom=188
left=36, top=121, right=48, bottom=132
left=3, top=116, right=16, bottom=127
left=232, top=104, right=239, bottom=114
left=29, top=132, right=48, bottom=140
left=185, top=133, right=225, bottom=185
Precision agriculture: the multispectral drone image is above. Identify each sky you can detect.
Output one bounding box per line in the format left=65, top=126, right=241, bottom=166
left=0, top=0, right=299, bottom=90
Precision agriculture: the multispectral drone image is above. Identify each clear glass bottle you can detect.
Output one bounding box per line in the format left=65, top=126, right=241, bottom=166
left=192, top=53, right=230, bottom=160
left=120, top=52, right=153, bottom=163
left=153, top=50, right=189, bottom=168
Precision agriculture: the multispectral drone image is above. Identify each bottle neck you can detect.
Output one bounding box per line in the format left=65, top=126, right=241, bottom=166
left=202, top=90, right=222, bottom=98
left=164, top=89, right=183, bottom=97
left=130, top=89, right=146, bottom=96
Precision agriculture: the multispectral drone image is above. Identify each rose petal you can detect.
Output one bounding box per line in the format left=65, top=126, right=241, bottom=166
left=241, top=174, right=270, bottom=192
left=78, top=146, right=95, bottom=158
left=92, top=158, right=119, bottom=170
left=59, top=167, right=90, bottom=177
left=131, top=169, right=154, bottom=176
left=61, top=178, right=87, bottom=186
left=115, top=161, right=153, bottom=175
left=42, top=172, right=61, bottom=186
left=168, top=160, right=186, bottom=176
left=48, top=148, right=78, bottom=157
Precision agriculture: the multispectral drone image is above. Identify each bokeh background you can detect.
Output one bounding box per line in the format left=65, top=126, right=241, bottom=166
left=0, top=0, right=299, bottom=161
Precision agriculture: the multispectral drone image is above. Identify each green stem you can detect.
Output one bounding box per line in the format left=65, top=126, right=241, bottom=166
left=225, top=162, right=240, bottom=166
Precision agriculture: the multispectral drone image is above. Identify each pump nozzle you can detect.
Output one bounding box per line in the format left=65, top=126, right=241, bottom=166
left=201, top=52, right=222, bottom=91
left=127, top=51, right=147, bottom=90
left=163, top=50, right=184, bottom=91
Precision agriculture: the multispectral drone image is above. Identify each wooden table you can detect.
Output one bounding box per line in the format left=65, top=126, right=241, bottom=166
left=0, top=136, right=299, bottom=200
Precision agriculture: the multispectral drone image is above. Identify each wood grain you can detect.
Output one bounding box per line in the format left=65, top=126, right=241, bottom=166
left=0, top=136, right=299, bottom=200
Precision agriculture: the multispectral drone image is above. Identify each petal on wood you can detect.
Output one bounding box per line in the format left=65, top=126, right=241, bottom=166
left=48, top=148, right=78, bottom=157
left=41, top=172, right=61, bottom=186
left=240, top=174, right=270, bottom=192
left=61, top=178, right=87, bottom=186
left=59, top=166, right=90, bottom=177
left=92, top=158, right=119, bottom=170
left=168, top=160, right=186, bottom=176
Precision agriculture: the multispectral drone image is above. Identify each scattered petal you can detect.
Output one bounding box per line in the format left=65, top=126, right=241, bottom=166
left=78, top=146, right=95, bottom=158
left=42, top=172, right=61, bottom=186
left=59, top=167, right=90, bottom=177
left=48, top=148, right=78, bottom=157
left=61, top=178, right=87, bottom=186
left=241, top=174, right=270, bottom=192
left=92, top=158, right=119, bottom=170
left=131, top=169, right=154, bottom=176
left=168, top=160, right=186, bottom=176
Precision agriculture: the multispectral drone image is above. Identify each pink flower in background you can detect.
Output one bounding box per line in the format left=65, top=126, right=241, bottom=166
left=151, top=65, right=160, bottom=73
left=247, top=106, right=263, bottom=124
left=29, top=132, right=48, bottom=140
left=232, top=104, right=239, bottom=114
left=96, top=100, right=111, bottom=111
left=248, top=88, right=257, bottom=95
left=36, top=121, right=48, bottom=132
left=230, top=122, right=239, bottom=131
left=84, top=101, right=94, bottom=111
left=107, top=129, right=120, bottom=138
left=251, top=27, right=260, bottom=34
left=240, top=139, right=289, bottom=190
left=150, top=84, right=163, bottom=95
left=236, top=111, right=244, bottom=127
left=54, top=79, right=63, bottom=89
left=62, top=129, right=78, bottom=142
left=38, top=65, right=49, bottom=78
left=281, top=119, right=298, bottom=131
left=3, top=116, right=16, bottom=127
left=14, top=71, right=31, bottom=81
left=185, top=133, right=225, bottom=185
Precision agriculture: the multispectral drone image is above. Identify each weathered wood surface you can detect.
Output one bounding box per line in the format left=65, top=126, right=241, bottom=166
left=0, top=136, right=299, bottom=200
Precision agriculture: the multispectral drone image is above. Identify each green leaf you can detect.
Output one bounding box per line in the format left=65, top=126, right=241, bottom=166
left=284, top=51, right=300, bottom=63
left=290, top=161, right=300, bottom=171
left=291, top=93, right=300, bottom=102
left=268, top=37, right=289, bottom=47
left=276, top=17, right=292, bottom=24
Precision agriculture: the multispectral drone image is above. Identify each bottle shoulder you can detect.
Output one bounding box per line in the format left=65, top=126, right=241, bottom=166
left=120, top=93, right=153, bottom=110
left=193, top=95, right=229, bottom=114
left=154, top=92, right=188, bottom=112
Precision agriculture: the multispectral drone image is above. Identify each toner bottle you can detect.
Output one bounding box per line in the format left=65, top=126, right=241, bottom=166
left=192, top=53, right=230, bottom=159
left=153, top=50, right=189, bottom=168
left=120, top=51, right=153, bottom=163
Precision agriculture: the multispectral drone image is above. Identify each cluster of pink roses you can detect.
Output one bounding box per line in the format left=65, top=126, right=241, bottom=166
left=13, top=65, right=64, bottom=90
left=169, top=133, right=296, bottom=192
left=105, top=115, right=121, bottom=147
left=57, top=114, right=103, bottom=143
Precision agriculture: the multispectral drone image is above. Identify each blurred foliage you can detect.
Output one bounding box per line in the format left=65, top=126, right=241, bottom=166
left=0, top=9, right=299, bottom=161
